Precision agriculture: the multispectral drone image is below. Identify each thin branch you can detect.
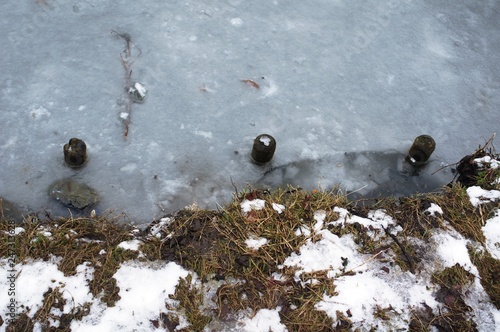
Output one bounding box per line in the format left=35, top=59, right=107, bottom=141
left=384, top=226, right=415, bottom=274
left=112, top=30, right=139, bottom=140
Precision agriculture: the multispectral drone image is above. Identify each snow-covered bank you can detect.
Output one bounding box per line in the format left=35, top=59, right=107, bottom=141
left=2, top=181, right=500, bottom=331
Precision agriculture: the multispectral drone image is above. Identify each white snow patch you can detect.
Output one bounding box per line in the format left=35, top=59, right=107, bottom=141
left=259, top=135, right=271, bottom=146
left=313, top=210, right=326, bottom=232
left=242, top=308, right=287, bottom=332
left=317, top=271, right=405, bottom=328
left=467, top=186, right=500, bottom=206
left=483, top=209, right=500, bottom=260
left=149, top=217, right=174, bottom=238
left=241, top=199, right=266, bottom=213
left=119, top=112, right=129, bottom=120
left=330, top=207, right=400, bottom=239
left=474, top=156, right=500, bottom=169
left=245, top=236, right=268, bottom=250
left=367, top=209, right=396, bottom=229
left=407, top=283, right=439, bottom=308
left=72, top=261, right=188, bottom=331
left=272, top=203, right=285, bottom=214
left=432, top=229, right=478, bottom=273
left=0, top=260, right=94, bottom=319
left=117, top=239, right=142, bottom=251
left=426, top=203, right=443, bottom=216
left=282, top=230, right=366, bottom=279
left=13, top=227, right=25, bottom=235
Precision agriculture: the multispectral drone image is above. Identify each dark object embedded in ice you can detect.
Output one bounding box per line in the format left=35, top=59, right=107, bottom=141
left=406, top=135, right=436, bottom=167
left=64, top=138, right=87, bottom=168
left=49, top=179, right=98, bottom=210
left=251, top=134, right=276, bottom=164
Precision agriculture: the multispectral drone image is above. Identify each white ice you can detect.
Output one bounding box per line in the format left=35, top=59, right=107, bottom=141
left=0, top=0, right=499, bottom=223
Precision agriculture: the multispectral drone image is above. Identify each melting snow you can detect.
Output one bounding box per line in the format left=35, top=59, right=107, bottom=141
left=467, top=186, right=500, bottom=207
left=241, top=308, right=287, bottom=332
left=240, top=199, right=266, bottom=213
left=272, top=203, right=285, bottom=214
left=245, top=236, right=268, bottom=250
left=483, top=209, right=500, bottom=260
left=117, top=239, right=142, bottom=251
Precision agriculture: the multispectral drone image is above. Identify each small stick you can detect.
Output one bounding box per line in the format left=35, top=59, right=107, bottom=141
left=384, top=226, right=415, bottom=274
left=112, top=30, right=136, bottom=140
left=341, top=249, right=389, bottom=275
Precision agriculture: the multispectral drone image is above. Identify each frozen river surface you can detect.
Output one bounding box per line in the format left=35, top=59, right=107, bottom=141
left=1, top=0, right=499, bottom=224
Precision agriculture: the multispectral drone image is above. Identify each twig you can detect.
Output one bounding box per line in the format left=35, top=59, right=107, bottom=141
left=431, top=162, right=458, bottom=175
left=112, top=30, right=142, bottom=140
left=230, top=177, right=239, bottom=200
left=432, top=133, right=496, bottom=176
left=383, top=226, right=415, bottom=274
left=341, top=248, right=388, bottom=275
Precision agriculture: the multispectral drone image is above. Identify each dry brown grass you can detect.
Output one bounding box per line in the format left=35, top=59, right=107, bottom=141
left=1, top=170, right=500, bottom=331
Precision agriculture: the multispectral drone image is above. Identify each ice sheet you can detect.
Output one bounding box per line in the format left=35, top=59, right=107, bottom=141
left=0, top=0, right=498, bottom=223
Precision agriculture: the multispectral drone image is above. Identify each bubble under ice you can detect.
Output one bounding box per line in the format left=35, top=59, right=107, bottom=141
left=0, top=0, right=499, bottom=224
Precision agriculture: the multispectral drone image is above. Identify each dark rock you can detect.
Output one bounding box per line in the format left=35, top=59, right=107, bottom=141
left=0, top=197, right=24, bottom=223
left=49, top=179, right=98, bottom=210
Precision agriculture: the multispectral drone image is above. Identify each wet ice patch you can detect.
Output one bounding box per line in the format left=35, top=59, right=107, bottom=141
left=260, top=77, right=278, bottom=98
left=120, top=163, right=137, bottom=173
left=193, top=130, right=213, bottom=139
left=29, top=105, right=50, bottom=120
